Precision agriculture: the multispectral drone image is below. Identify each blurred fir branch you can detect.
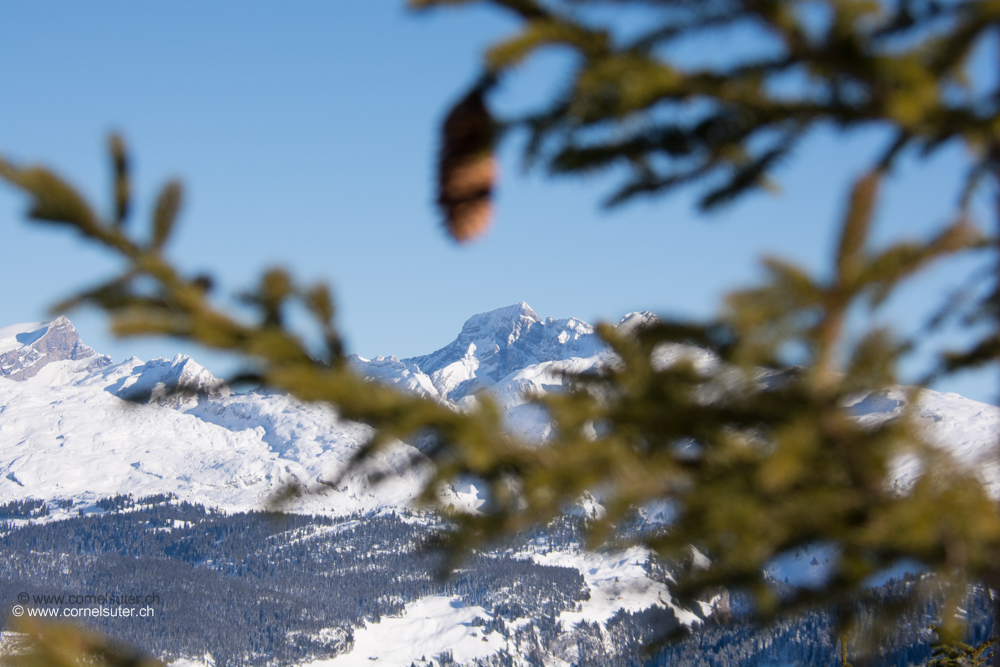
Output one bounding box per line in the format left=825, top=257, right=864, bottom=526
left=1, top=618, right=163, bottom=667
left=2, top=0, right=1000, bottom=659
left=422, top=0, right=1000, bottom=228
left=926, top=626, right=997, bottom=667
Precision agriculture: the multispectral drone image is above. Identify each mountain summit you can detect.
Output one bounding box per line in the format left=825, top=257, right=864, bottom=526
left=0, top=316, right=105, bottom=381
left=352, top=302, right=608, bottom=402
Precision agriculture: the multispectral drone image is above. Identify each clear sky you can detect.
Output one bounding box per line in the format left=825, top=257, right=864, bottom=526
left=1, top=2, right=995, bottom=403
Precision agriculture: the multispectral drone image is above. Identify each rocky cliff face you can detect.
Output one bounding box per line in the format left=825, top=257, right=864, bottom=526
left=0, top=316, right=107, bottom=381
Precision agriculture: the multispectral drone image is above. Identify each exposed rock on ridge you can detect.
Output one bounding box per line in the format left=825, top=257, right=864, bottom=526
left=0, top=316, right=107, bottom=381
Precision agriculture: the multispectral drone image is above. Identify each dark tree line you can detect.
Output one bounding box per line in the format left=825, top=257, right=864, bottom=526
left=0, top=498, right=585, bottom=666
left=0, top=495, right=994, bottom=666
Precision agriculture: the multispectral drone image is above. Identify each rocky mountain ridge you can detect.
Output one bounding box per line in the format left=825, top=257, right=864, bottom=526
left=0, top=317, right=106, bottom=381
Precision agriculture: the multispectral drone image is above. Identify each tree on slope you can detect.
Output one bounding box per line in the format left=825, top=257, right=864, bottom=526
left=2, top=0, right=1000, bottom=661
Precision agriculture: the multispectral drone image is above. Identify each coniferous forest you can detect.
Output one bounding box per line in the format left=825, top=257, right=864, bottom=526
left=0, top=495, right=992, bottom=667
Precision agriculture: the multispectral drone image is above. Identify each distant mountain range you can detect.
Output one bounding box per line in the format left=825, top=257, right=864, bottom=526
left=0, top=304, right=997, bottom=666
left=0, top=303, right=663, bottom=517
left=3, top=302, right=994, bottom=515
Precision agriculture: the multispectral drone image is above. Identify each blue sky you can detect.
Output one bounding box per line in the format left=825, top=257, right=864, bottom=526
left=1, top=2, right=995, bottom=403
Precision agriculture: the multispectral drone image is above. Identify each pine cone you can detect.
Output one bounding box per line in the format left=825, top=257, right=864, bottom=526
left=437, top=87, right=496, bottom=242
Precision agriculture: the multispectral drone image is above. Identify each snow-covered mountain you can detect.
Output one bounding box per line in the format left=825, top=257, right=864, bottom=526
left=0, top=305, right=998, bottom=667
left=0, top=317, right=422, bottom=518
left=362, top=302, right=605, bottom=403
left=0, top=303, right=645, bottom=516
left=0, top=306, right=711, bottom=666
left=349, top=302, right=659, bottom=441
left=0, top=303, right=997, bottom=516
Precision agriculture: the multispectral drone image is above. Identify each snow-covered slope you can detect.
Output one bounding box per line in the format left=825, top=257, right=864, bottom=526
left=0, top=320, right=424, bottom=517
left=311, top=596, right=506, bottom=667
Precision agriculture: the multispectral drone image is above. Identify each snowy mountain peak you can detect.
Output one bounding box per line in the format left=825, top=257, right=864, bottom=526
left=350, top=304, right=675, bottom=405
left=458, top=301, right=541, bottom=338
left=401, top=303, right=603, bottom=401
left=616, top=310, right=660, bottom=334
left=0, top=316, right=105, bottom=381
left=107, top=353, right=232, bottom=404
